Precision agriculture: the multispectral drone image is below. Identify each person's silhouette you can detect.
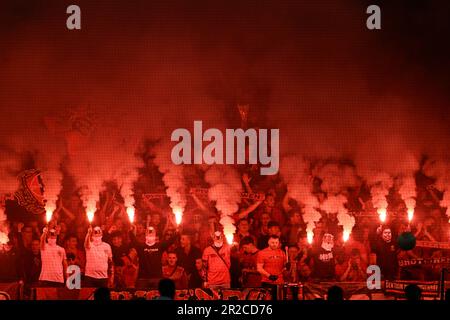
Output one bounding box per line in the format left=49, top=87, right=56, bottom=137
left=157, top=278, right=176, bottom=300
left=327, top=286, right=344, bottom=301
left=94, top=287, right=111, bottom=301
left=404, top=284, right=422, bottom=301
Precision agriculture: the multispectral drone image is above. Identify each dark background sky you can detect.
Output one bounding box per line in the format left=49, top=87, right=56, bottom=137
left=1, top=0, right=448, bottom=116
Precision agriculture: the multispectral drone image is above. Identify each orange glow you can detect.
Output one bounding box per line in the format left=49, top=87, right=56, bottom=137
left=378, top=208, right=387, bottom=223
left=87, top=210, right=95, bottom=223
left=307, top=231, right=313, bottom=244
left=225, top=233, right=234, bottom=245
left=126, top=206, right=135, bottom=223
left=173, top=207, right=183, bottom=226
left=407, top=208, right=414, bottom=222
left=343, top=230, right=350, bottom=242
left=45, top=209, right=53, bottom=224
left=0, top=232, right=8, bottom=245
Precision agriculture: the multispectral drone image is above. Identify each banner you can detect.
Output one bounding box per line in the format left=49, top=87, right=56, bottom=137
left=142, top=193, right=167, bottom=200
left=34, top=287, right=96, bottom=300
left=143, top=190, right=266, bottom=202
left=14, top=169, right=45, bottom=215
left=240, top=192, right=266, bottom=201
left=190, top=188, right=265, bottom=201
left=415, top=241, right=450, bottom=250
left=398, top=257, right=450, bottom=267
left=31, top=281, right=450, bottom=300
left=302, top=282, right=382, bottom=300
left=34, top=287, right=272, bottom=300
left=113, top=288, right=272, bottom=300
left=384, top=280, right=439, bottom=298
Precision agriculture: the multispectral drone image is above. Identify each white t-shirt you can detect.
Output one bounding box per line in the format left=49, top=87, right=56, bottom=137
left=39, top=244, right=66, bottom=283
left=85, top=241, right=112, bottom=279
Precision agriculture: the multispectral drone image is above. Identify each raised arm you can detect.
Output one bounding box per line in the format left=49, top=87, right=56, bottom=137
left=282, top=193, right=292, bottom=213
left=40, top=228, right=47, bottom=251
left=84, top=226, right=92, bottom=250
left=242, top=173, right=253, bottom=193
left=191, top=193, right=208, bottom=213
left=236, top=199, right=263, bottom=220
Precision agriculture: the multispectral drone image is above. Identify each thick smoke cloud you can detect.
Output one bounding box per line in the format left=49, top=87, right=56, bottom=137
left=205, top=166, right=242, bottom=243
left=0, top=152, right=22, bottom=244
left=0, top=1, right=449, bottom=236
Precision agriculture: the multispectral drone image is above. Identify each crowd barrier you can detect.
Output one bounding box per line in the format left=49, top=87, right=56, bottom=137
left=9, top=280, right=444, bottom=300
left=31, top=287, right=272, bottom=300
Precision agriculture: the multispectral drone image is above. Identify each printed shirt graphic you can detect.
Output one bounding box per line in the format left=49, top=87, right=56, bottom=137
left=311, top=247, right=335, bottom=280
left=39, top=244, right=66, bottom=283
left=257, top=248, right=286, bottom=284
left=137, top=244, right=162, bottom=278
left=373, top=240, right=398, bottom=279
left=85, top=242, right=112, bottom=279
left=202, top=245, right=231, bottom=285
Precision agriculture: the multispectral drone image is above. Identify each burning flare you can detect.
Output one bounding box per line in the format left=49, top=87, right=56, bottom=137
left=307, top=231, right=314, bottom=245
left=225, top=232, right=234, bottom=245
left=378, top=208, right=387, bottom=223
left=407, top=208, right=414, bottom=222
left=87, top=210, right=95, bottom=224
left=126, top=206, right=135, bottom=224
left=343, top=230, right=350, bottom=242
left=45, top=207, right=54, bottom=224
left=0, top=232, right=8, bottom=245
left=173, top=207, right=183, bottom=226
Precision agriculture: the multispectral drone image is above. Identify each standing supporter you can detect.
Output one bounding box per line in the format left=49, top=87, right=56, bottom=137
left=234, top=218, right=257, bottom=245
left=257, top=221, right=287, bottom=250
left=336, top=248, right=367, bottom=281
left=22, top=239, right=42, bottom=285
left=188, top=258, right=205, bottom=288
left=202, top=231, right=231, bottom=289
left=257, top=235, right=286, bottom=300
left=132, top=226, right=163, bottom=289
left=310, top=233, right=336, bottom=281
left=372, top=226, right=399, bottom=280
left=239, top=236, right=261, bottom=287
left=162, top=252, right=188, bottom=289
left=84, top=226, right=114, bottom=288
left=64, top=234, right=85, bottom=274
left=285, top=245, right=300, bottom=283
left=120, top=247, right=139, bottom=288
left=296, top=232, right=311, bottom=267
left=282, top=210, right=303, bottom=246
left=39, top=228, right=67, bottom=287
left=175, top=232, right=202, bottom=276
left=253, top=194, right=286, bottom=227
